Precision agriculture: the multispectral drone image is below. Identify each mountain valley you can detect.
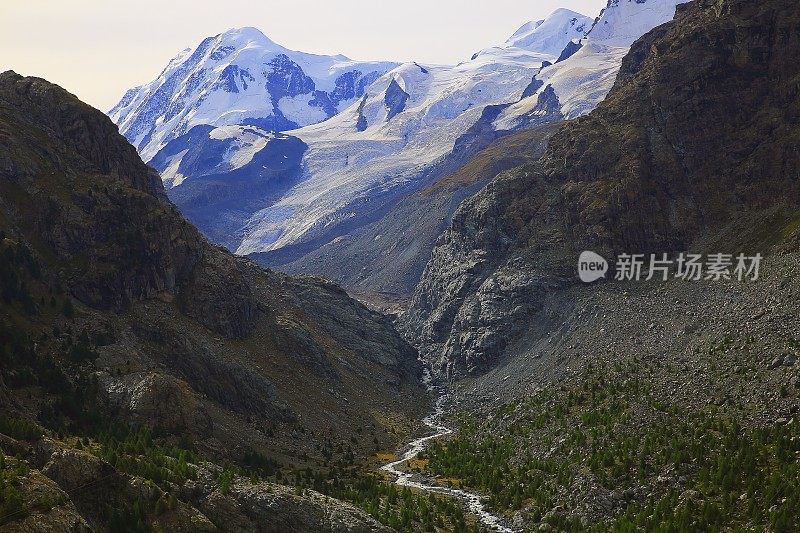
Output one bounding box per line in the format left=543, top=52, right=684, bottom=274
left=2, top=0, right=800, bottom=531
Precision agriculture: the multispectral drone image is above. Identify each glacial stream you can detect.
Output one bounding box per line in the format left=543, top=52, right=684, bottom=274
left=380, top=371, right=516, bottom=532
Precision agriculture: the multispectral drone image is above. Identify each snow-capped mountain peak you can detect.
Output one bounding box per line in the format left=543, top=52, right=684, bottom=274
left=493, top=0, right=692, bottom=129
left=217, top=26, right=277, bottom=47
left=137, top=8, right=604, bottom=258
left=227, top=9, right=597, bottom=256
left=504, top=8, right=591, bottom=55
left=109, top=28, right=399, bottom=161
left=118, top=2, right=691, bottom=268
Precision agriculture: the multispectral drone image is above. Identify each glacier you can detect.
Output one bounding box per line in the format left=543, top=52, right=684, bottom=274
left=232, top=8, right=594, bottom=256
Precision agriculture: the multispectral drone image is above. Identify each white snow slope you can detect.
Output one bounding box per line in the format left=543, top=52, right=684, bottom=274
left=494, top=0, right=692, bottom=129
left=110, top=27, right=398, bottom=162
left=234, top=8, right=593, bottom=255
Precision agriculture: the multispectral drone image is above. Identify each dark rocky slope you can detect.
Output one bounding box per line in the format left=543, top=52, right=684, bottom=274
left=402, top=0, right=800, bottom=378
left=390, top=1, right=800, bottom=529
left=0, top=71, right=424, bottom=531
left=417, top=254, right=800, bottom=529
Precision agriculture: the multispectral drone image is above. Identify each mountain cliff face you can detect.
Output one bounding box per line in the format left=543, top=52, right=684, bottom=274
left=402, top=0, right=800, bottom=378
left=0, top=71, right=424, bottom=531
left=109, top=27, right=397, bottom=162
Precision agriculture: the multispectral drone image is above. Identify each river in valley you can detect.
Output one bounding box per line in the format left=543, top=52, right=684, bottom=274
left=380, top=371, right=517, bottom=532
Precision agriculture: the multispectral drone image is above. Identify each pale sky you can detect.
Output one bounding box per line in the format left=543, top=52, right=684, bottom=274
left=0, top=0, right=606, bottom=111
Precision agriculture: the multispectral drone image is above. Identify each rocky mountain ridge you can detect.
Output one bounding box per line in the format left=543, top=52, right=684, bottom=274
left=418, top=251, right=800, bottom=530
left=401, top=0, right=800, bottom=378
left=380, top=1, right=800, bottom=529
left=0, top=70, right=426, bottom=531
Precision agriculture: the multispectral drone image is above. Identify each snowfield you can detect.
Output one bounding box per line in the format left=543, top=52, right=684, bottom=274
left=110, top=26, right=397, bottom=161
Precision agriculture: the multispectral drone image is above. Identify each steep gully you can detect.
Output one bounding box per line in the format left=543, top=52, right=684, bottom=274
left=380, top=370, right=516, bottom=533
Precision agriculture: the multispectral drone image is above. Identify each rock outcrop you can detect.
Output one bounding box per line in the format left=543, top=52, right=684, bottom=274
left=384, top=79, right=409, bottom=121
left=2, top=437, right=387, bottom=532
left=189, top=464, right=391, bottom=533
